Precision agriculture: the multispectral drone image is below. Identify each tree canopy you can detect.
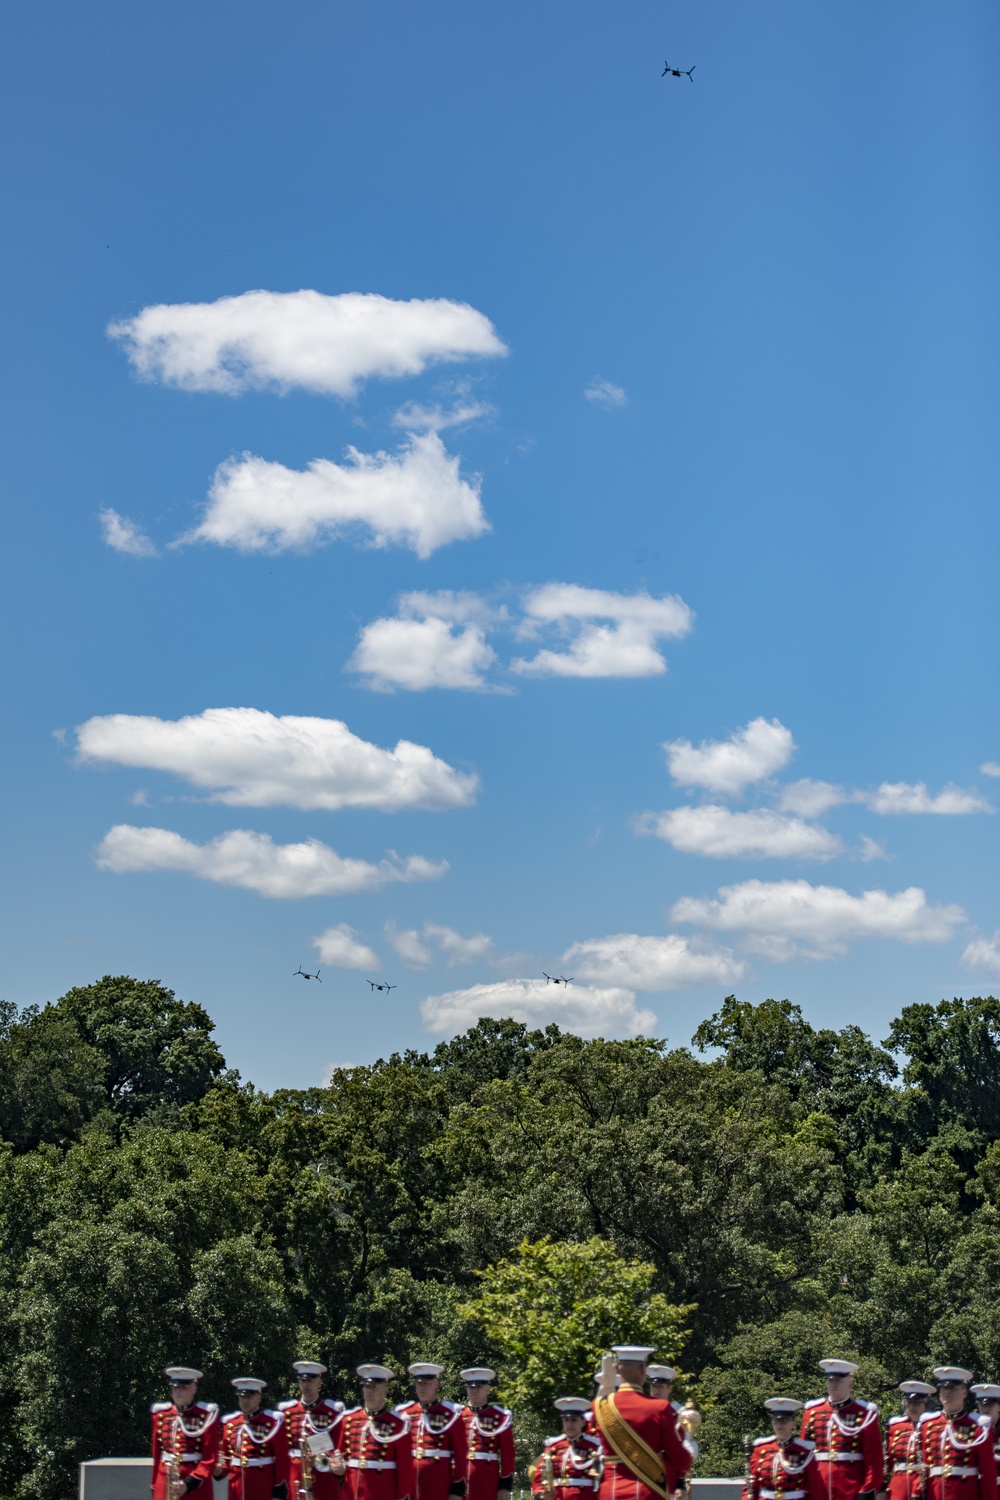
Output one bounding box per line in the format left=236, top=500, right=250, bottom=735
left=2, top=978, right=999, bottom=1500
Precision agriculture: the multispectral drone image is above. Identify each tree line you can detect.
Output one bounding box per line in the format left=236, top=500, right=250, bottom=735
left=2, top=976, right=1000, bottom=1500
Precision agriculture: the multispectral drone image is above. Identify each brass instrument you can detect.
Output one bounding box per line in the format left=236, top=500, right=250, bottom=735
left=677, top=1402, right=703, bottom=1500
left=297, top=1419, right=314, bottom=1500
left=166, top=1423, right=185, bottom=1500
left=541, top=1452, right=556, bottom=1500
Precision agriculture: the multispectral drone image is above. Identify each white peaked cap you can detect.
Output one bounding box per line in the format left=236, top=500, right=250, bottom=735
left=593, top=1369, right=622, bottom=1386
left=232, top=1378, right=267, bottom=1392
left=555, top=1398, right=592, bottom=1413
left=409, top=1364, right=445, bottom=1378
left=899, top=1382, right=936, bottom=1397
left=611, top=1346, right=655, bottom=1361
left=293, top=1361, right=328, bottom=1376
left=819, top=1360, right=858, bottom=1376
left=461, top=1367, right=496, bottom=1382
left=358, top=1364, right=394, bottom=1381
left=647, top=1366, right=677, bottom=1382
left=972, top=1385, right=1000, bottom=1400
left=934, top=1367, right=974, bottom=1384
left=764, top=1399, right=803, bottom=1414
left=166, top=1367, right=203, bottom=1382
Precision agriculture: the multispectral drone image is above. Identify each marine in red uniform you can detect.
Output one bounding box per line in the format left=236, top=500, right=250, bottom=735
left=646, top=1370, right=681, bottom=1419
left=742, top=1398, right=825, bottom=1500
left=396, top=1363, right=467, bottom=1500
left=800, top=1358, right=885, bottom=1500
left=217, top=1378, right=290, bottom=1500
left=592, top=1345, right=691, bottom=1500
left=151, top=1366, right=221, bottom=1500
left=530, top=1398, right=602, bottom=1500
left=460, top=1367, right=516, bottom=1500
left=971, top=1385, right=1000, bottom=1487
left=915, top=1367, right=996, bottom=1500
left=280, top=1360, right=346, bottom=1500
left=338, top=1363, right=415, bottom=1500
left=887, top=1382, right=935, bottom=1500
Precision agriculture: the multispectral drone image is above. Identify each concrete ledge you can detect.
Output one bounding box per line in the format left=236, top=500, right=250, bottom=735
left=79, top=1458, right=227, bottom=1500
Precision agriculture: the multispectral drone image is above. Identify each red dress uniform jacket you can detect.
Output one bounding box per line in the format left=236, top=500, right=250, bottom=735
left=220, top=1409, right=291, bottom=1500
left=151, top=1401, right=221, bottom=1500
left=396, top=1401, right=468, bottom=1500
left=462, top=1405, right=516, bottom=1500
left=887, top=1417, right=920, bottom=1500
left=530, top=1433, right=603, bottom=1500
left=339, top=1405, right=415, bottom=1500
left=915, top=1410, right=997, bottom=1500
left=800, top=1399, right=885, bottom=1500
left=279, top=1398, right=346, bottom=1500
left=742, top=1437, right=825, bottom=1500
left=593, top=1385, right=692, bottom=1500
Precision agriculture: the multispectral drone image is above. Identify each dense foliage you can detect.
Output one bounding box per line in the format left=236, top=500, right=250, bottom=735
left=4, top=977, right=1000, bottom=1499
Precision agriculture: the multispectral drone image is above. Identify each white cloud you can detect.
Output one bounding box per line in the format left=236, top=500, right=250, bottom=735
left=859, top=836, right=890, bottom=862
left=561, top=933, right=745, bottom=991
left=391, top=396, right=496, bottom=432
left=671, top=878, right=965, bottom=959
left=385, top=919, right=495, bottom=968
left=95, top=825, right=447, bottom=899
left=512, top=585, right=693, bottom=679
left=176, top=432, right=487, bottom=559
left=962, top=933, right=1000, bottom=982
left=584, top=378, right=627, bottom=408
left=664, top=718, right=794, bottom=796
left=100, top=508, right=157, bottom=558
left=312, top=923, right=380, bottom=969
left=636, top=804, right=844, bottom=860
left=982, top=762, right=1000, bottom=779
left=778, top=779, right=847, bottom=817
left=75, top=707, right=478, bottom=812
left=864, top=781, right=992, bottom=815
left=348, top=592, right=498, bottom=691
left=108, top=289, right=506, bottom=397
left=420, top=977, right=656, bottom=1039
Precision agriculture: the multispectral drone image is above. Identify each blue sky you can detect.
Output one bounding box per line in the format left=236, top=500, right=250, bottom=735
left=1, top=0, right=997, bottom=1088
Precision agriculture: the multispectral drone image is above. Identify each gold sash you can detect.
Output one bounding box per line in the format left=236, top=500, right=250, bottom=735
left=593, top=1396, right=669, bottom=1500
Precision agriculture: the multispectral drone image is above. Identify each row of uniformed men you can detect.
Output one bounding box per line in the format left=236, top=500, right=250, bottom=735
left=150, top=1347, right=691, bottom=1500
left=744, top=1360, right=1000, bottom=1500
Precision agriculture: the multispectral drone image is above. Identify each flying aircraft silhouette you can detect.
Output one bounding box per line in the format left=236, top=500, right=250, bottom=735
left=543, top=973, right=573, bottom=986
left=294, top=966, right=321, bottom=982
left=662, top=62, right=695, bottom=80
left=368, top=981, right=397, bottom=993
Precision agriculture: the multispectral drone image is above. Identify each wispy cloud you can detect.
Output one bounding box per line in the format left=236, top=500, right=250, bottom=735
left=512, top=584, right=693, bottom=679
left=962, top=931, right=1000, bottom=981
left=664, top=718, right=795, bottom=797
left=385, top=919, right=495, bottom=969
left=671, top=878, right=965, bottom=960
left=95, top=825, right=447, bottom=898
left=561, top=932, right=744, bottom=991
left=109, top=289, right=506, bottom=397
left=175, top=432, right=487, bottom=559
left=312, top=923, right=380, bottom=969
left=584, top=378, right=627, bottom=408
left=635, top=804, right=844, bottom=860
left=348, top=592, right=500, bottom=692
left=100, top=508, right=157, bottom=558
left=75, top=707, right=478, bottom=812
left=420, top=977, right=655, bottom=1039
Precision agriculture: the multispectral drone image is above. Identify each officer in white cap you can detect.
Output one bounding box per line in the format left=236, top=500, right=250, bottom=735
left=800, top=1361, right=884, bottom=1500
left=217, top=1380, right=290, bottom=1500
left=972, top=1388, right=1000, bottom=1475
left=528, top=1400, right=601, bottom=1500
left=396, top=1364, right=467, bottom=1500
left=886, top=1383, right=935, bottom=1500
left=914, top=1370, right=995, bottom=1500
left=279, top=1361, right=345, bottom=1500
left=152, top=1369, right=220, bottom=1500
left=743, top=1400, right=823, bottom=1500
left=646, top=1368, right=680, bottom=1414
left=338, top=1368, right=413, bottom=1500
left=592, top=1347, right=691, bottom=1500
left=460, top=1369, right=515, bottom=1500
